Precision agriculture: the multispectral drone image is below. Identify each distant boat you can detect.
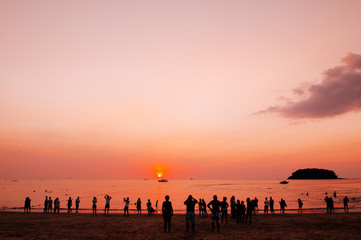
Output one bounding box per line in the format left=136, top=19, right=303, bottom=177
left=280, top=181, right=289, bottom=184
left=158, top=179, right=168, bottom=182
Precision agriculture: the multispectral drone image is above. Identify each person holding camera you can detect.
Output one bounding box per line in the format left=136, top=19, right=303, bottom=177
left=184, top=195, right=198, bottom=232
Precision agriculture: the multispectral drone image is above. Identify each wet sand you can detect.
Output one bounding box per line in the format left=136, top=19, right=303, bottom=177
left=1, top=211, right=360, bottom=239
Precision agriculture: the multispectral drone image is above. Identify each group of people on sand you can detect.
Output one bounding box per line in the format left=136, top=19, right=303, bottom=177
left=261, top=197, right=291, bottom=215
left=324, top=195, right=350, bottom=213
left=24, top=193, right=352, bottom=221
left=42, top=196, right=80, bottom=214
left=197, top=198, right=209, bottom=218
left=161, top=194, right=259, bottom=233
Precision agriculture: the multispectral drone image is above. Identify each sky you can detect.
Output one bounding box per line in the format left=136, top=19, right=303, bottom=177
left=1, top=0, right=361, bottom=179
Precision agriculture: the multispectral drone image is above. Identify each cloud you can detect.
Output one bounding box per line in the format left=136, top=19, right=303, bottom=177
left=259, top=52, right=361, bottom=119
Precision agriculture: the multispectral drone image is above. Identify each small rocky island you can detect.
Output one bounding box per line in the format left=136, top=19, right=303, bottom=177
left=288, top=168, right=339, bottom=179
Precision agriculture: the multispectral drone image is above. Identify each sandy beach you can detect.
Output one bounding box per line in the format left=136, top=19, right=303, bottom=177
left=1, top=211, right=360, bottom=239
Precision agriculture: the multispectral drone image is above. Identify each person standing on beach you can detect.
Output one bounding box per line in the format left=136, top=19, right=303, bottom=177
left=220, top=197, right=229, bottom=224
left=264, top=197, right=269, bottom=214
left=162, top=195, right=173, bottom=233
left=54, top=198, right=60, bottom=214
left=325, top=196, right=329, bottom=213
left=124, top=197, right=130, bottom=216
left=269, top=197, right=275, bottom=214
left=236, top=200, right=246, bottom=223
left=104, top=195, right=111, bottom=215
left=184, top=195, right=198, bottom=232
left=48, top=197, right=53, bottom=212
left=24, top=197, right=31, bottom=213
left=254, top=197, right=259, bottom=213
left=328, top=197, right=335, bottom=213
left=343, top=196, right=349, bottom=212
left=279, top=198, right=287, bottom=214
left=136, top=198, right=142, bottom=214
left=146, top=199, right=152, bottom=215
left=298, top=198, right=303, bottom=213
left=245, top=198, right=253, bottom=223
left=67, top=197, right=72, bottom=213
left=207, top=195, right=221, bottom=232
left=92, top=197, right=97, bottom=215
left=202, top=199, right=208, bottom=218
left=156, top=200, right=159, bottom=210
left=44, top=196, right=48, bottom=212
left=230, top=196, right=236, bottom=219
left=75, top=197, right=80, bottom=213
left=198, top=198, right=203, bottom=217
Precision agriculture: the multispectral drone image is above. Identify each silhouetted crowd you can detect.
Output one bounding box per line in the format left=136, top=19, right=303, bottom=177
left=23, top=193, right=352, bottom=233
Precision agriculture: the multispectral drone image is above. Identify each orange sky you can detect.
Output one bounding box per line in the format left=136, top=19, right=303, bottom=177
left=1, top=0, right=361, bottom=179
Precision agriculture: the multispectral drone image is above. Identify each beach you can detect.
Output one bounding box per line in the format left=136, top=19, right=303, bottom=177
left=1, top=211, right=360, bottom=239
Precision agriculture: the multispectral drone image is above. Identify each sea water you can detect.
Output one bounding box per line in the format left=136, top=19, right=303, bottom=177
left=1, top=179, right=361, bottom=213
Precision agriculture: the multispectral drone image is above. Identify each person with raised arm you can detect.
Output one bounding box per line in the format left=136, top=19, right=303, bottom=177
left=104, top=195, right=111, bottom=215
left=184, top=195, right=198, bottom=232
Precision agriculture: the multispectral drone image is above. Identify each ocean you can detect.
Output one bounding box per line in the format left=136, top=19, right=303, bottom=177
left=1, top=179, right=361, bottom=213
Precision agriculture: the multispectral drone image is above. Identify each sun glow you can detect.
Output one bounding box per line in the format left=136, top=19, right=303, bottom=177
left=153, top=164, right=167, bottom=179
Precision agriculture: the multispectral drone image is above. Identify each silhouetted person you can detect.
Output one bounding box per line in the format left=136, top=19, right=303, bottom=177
left=156, top=200, right=159, bottom=210
left=207, top=195, right=221, bottom=232
left=136, top=198, right=142, bottom=214
left=198, top=198, right=203, bottom=217
left=75, top=196, right=80, bottom=213
left=252, top=199, right=257, bottom=216
left=343, top=196, right=349, bottom=212
left=54, top=198, right=60, bottom=214
left=44, top=196, right=48, bottom=212
left=334, top=191, right=337, bottom=198
left=146, top=199, right=152, bottom=215
left=104, top=195, right=111, bottom=215
left=264, top=197, right=269, bottom=214
left=124, top=197, right=130, bottom=216
left=184, top=195, right=198, bottom=232
left=24, top=197, right=31, bottom=213
left=220, top=197, right=229, bottom=224
left=92, top=197, right=97, bottom=215
left=162, top=195, right=173, bottom=233
left=279, top=198, right=287, bottom=214
left=298, top=198, right=303, bottom=213
left=269, top=197, right=275, bottom=214
left=325, top=196, right=329, bottom=213
left=67, top=197, right=72, bottom=213
left=230, top=196, right=236, bottom=219
left=48, top=197, right=53, bottom=212
left=245, top=198, right=253, bottom=223
left=328, top=197, right=335, bottom=213
left=254, top=197, right=259, bottom=213
left=236, top=200, right=246, bottom=223
left=202, top=199, right=208, bottom=218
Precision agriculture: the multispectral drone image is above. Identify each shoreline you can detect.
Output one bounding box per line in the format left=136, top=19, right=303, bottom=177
left=1, top=211, right=361, bottom=239
left=2, top=206, right=361, bottom=214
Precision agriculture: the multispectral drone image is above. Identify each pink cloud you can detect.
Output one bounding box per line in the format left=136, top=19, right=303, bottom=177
left=259, top=52, right=361, bottom=119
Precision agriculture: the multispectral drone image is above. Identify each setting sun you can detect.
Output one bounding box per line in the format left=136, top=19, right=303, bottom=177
left=153, top=164, right=167, bottom=179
